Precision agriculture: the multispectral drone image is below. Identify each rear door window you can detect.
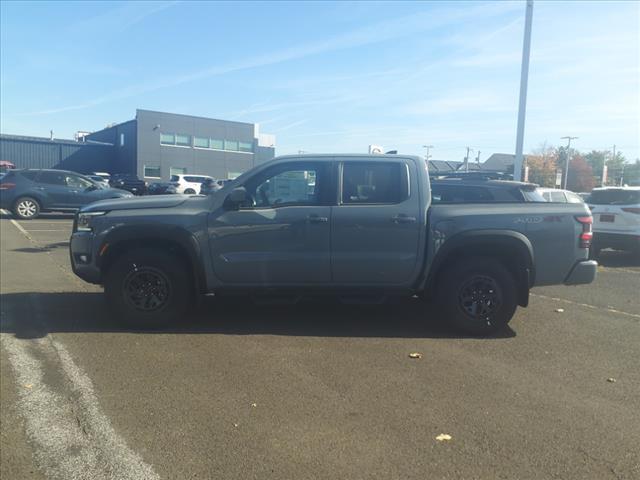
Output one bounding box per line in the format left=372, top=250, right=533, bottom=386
left=38, top=171, right=67, bottom=186
left=185, top=176, right=206, bottom=183
left=341, top=162, right=408, bottom=204
left=19, top=171, right=39, bottom=181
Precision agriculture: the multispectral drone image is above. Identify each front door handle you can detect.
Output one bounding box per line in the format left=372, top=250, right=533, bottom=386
left=307, top=214, right=329, bottom=224
left=391, top=214, right=417, bottom=224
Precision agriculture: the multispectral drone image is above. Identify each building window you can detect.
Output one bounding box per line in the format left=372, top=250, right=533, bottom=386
left=176, top=134, right=191, bottom=147
left=119, top=133, right=125, bottom=146
left=170, top=167, right=187, bottom=177
left=144, top=165, right=161, bottom=178
left=160, top=133, right=175, bottom=145
left=239, top=141, right=253, bottom=153
left=194, top=137, right=209, bottom=148
left=224, top=140, right=239, bottom=151
left=210, top=139, right=224, bottom=150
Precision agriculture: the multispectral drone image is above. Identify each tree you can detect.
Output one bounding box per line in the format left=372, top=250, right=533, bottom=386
left=584, top=149, right=627, bottom=185
left=621, top=159, right=640, bottom=186
left=566, top=154, right=595, bottom=192
left=525, top=145, right=558, bottom=187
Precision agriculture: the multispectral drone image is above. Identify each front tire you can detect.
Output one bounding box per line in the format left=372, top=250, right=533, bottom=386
left=104, top=249, right=191, bottom=329
left=13, top=196, right=41, bottom=219
left=184, top=188, right=196, bottom=194
left=438, top=257, right=517, bottom=336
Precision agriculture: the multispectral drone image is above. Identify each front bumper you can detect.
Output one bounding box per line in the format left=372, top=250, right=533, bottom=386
left=70, top=231, right=102, bottom=284
left=564, top=260, right=598, bottom=285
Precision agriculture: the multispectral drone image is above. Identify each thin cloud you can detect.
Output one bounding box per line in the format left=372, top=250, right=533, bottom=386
left=23, top=1, right=520, bottom=116
left=70, top=1, right=179, bottom=35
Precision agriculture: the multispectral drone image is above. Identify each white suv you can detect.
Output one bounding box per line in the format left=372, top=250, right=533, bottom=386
left=170, top=174, right=214, bottom=194
left=588, top=187, right=640, bottom=256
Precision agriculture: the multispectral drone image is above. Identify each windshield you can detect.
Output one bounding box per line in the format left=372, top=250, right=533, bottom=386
left=588, top=189, right=640, bottom=205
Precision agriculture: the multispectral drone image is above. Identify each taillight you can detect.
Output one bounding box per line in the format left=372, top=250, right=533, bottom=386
left=621, top=207, right=640, bottom=214
left=575, top=215, right=593, bottom=249
left=0, top=182, right=16, bottom=190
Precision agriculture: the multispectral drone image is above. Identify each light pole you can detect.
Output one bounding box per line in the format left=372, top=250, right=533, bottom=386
left=422, top=145, right=434, bottom=161
left=560, top=136, right=578, bottom=189
left=513, top=0, right=534, bottom=181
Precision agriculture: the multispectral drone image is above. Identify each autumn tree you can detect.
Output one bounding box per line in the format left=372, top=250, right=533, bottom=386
left=526, top=143, right=558, bottom=187
left=566, top=154, right=595, bottom=192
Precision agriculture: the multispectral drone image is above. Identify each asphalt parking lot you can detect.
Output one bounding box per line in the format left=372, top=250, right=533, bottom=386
left=1, top=211, right=639, bottom=480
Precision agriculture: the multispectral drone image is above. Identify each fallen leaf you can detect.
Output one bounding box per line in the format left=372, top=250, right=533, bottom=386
left=555, top=308, right=565, bottom=313
left=607, top=377, right=616, bottom=383
left=408, top=352, right=422, bottom=359
left=24, top=384, right=33, bottom=389
left=435, top=433, right=452, bottom=442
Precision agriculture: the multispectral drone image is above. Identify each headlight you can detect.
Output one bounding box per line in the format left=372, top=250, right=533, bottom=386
left=76, top=211, right=106, bottom=232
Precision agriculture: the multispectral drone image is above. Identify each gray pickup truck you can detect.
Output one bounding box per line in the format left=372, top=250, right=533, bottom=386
left=70, top=154, right=597, bottom=335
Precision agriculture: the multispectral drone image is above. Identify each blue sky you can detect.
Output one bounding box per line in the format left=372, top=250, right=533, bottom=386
left=1, top=1, right=638, bottom=162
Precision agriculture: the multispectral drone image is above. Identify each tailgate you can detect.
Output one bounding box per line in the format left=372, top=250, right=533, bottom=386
left=521, top=203, right=591, bottom=286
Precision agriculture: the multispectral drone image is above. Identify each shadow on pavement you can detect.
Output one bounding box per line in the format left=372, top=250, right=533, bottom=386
left=0, top=211, right=75, bottom=220
left=0, top=291, right=515, bottom=340
left=596, top=250, right=640, bottom=268
left=12, top=241, right=69, bottom=253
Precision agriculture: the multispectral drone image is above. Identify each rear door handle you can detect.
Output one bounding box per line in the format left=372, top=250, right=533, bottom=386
left=391, top=214, right=417, bottom=224
left=307, top=214, right=328, bottom=224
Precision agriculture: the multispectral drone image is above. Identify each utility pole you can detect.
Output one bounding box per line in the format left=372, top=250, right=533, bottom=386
left=422, top=145, right=434, bottom=161
left=513, top=0, right=534, bottom=181
left=464, top=147, right=473, bottom=172
left=475, top=150, right=481, bottom=165
left=560, top=136, right=578, bottom=189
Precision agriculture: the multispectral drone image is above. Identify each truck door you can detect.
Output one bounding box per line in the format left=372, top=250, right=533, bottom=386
left=331, top=160, right=421, bottom=285
left=208, top=161, right=332, bottom=285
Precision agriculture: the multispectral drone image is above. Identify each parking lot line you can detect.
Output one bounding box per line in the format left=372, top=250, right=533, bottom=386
left=21, top=230, right=69, bottom=232
left=531, top=293, right=640, bottom=320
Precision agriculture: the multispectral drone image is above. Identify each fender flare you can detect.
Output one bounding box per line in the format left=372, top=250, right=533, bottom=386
left=423, top=229, right=535, bottom=305
left=98, top=224, right=207, bottom=293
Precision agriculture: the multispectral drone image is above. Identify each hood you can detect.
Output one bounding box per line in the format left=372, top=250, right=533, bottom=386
left=81, top=194, right=190, bottom=212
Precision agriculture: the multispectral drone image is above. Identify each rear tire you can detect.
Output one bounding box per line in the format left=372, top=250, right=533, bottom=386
left=184, top=188, right=196, bottom=194
left=438, top=257, right=517, bottom=336
left=13, top=196, right=41, bottom=219
left=104, top=249, right=191, bottom=329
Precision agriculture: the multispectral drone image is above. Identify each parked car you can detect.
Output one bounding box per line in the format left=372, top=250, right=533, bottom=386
left=70, top=154, right=596, bottom=336
left=537, top=188, right=585, bottom=203
left=147, top=182, right=177, bottom=195
left=431, top=178, right=546, bottom=203
left=109, top=174, right=147, bottom=195
left=587, top=186, right=640, bottom=256
left=0, top=160, right=16, bottom=172
left=199, top=177, right=222, bottom=195
left=87, top=175, right=110, bottom=188
left=170, top=174, right=214, bottom=194
left=91, top=172, right=111, bottom=181
left=0, top=169, right=133, bottom=219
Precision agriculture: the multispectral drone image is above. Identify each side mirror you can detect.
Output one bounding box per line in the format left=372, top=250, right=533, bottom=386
left=224, top=187, right=247, bottom=209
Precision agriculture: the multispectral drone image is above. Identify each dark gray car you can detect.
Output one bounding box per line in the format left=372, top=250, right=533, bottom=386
left=70, top=154, right=597, bottom=336
left=0, top=169, right=133, bottom=219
